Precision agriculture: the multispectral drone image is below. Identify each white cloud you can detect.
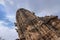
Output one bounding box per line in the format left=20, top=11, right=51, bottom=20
left=0, top=21, right=18, bottom=40
left=6, top=14, right=16, bottom=22
left=9, top=0, right=14, bottom=5
left=1, top=0, right=60, bottom=18
left=28, top=0, right=60, bottom=18
left=0, top=0, right=5, bottom=6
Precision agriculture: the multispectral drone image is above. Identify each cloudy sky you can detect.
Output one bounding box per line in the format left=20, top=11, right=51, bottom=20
left=0, top=0, right=60, bottom=40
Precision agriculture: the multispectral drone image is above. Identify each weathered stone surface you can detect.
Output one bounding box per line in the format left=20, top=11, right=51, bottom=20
left=15, top=8, right=60, bottom=40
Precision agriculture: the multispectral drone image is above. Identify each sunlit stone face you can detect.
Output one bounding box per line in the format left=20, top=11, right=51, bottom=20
left=51, top=20, right=60, bottom=29
left=25, top=25, right=40, bottom=40
left=52, top=22, right=56, bottom=26
left=29, top=32, right=40, bottom=40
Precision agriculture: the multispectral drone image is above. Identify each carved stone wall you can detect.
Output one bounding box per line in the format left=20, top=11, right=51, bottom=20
left=15, top=8, right=60, bottom=40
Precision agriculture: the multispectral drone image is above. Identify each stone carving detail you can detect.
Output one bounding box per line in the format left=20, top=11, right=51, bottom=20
left=15, top=8, right=60, bottom=40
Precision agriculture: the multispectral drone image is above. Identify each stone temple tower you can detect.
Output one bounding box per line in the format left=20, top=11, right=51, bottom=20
left=15, top=8, right=60, bottom=40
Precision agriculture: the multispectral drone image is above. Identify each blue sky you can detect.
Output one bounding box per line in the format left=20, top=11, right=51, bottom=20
left=0, top=0, right=60, bottom=40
